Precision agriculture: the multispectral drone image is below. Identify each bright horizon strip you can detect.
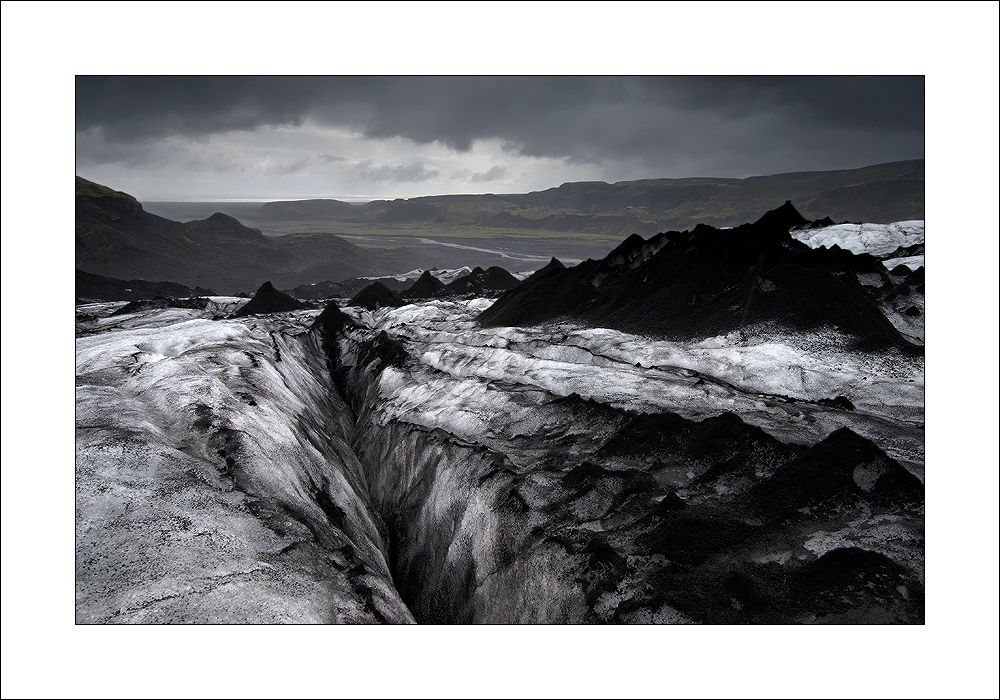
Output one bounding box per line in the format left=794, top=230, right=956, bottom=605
left=143, top=195, right=390, bottom=204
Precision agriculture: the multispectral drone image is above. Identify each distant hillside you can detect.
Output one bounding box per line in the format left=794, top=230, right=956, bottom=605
left=76, top=177, right=386, bottom=293
left=230, top=160, right=924, bottom=238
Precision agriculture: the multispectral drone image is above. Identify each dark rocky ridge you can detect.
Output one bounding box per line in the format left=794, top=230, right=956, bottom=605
left=744, top=427, right=924, bottom=524
left=284, top=266, right=520, bottom=305
left=401, top=270, right=449, bottom=299
left=76, top=269, right=215, bottom=303
left=234, top=281, right=311, bottom=316
left=110, top=296, right=213, bottom=316
left=349, top=282, right=405, bottom=311
left=479, top=202, right=920, bottom=353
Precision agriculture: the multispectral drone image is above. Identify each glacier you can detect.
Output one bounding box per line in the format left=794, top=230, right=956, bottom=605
left=76, top=283, right=925, bottom=623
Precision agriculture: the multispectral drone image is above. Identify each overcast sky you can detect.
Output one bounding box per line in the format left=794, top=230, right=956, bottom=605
left=76, top=75, right=924, bottom=202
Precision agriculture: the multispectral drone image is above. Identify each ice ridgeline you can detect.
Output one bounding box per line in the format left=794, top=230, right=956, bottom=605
left=76, top=298, right=925, bottom=624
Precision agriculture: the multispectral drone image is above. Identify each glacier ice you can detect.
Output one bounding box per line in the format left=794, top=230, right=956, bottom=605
left=76, top=285, right=924, bottom=624
left=791, top=220, right=924, bottom=257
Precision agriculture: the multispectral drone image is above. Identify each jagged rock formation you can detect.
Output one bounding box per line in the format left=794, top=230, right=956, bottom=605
left=234, top=281, right=311, bottom=316
left=400, top=270, right=449, bottom=299
left=349, top=282, right=405, bottom=311
left=289, top=268, right=499, bottom=304
left=805, top=216, right=837, bottom=229
left=445, top=266, right=520, bottom=296
left=346, top=265, right=521, bottom=304
left=479, top=202, right=920, bottom=353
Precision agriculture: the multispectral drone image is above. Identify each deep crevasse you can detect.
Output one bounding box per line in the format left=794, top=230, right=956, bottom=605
left=76, top=298, right=925, bottom=624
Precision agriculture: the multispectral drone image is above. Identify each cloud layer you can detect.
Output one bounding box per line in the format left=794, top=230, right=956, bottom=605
left=76, top=76, right=924, bottom=201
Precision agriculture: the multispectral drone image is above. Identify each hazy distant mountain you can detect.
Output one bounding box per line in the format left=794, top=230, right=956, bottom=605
left=208, top=160, right=923, bottom=237
left=255, top=198, right=362, bottom=221
left=82, top=161, right=923, bottom=296
left=76, top=177, right=385, bottom=293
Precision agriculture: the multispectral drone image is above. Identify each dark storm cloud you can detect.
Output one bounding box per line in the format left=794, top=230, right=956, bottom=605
left=638, top=76, right=925, bottom=130
left=77, top=76, right=316, bottom=139
left=77, top=76, right=924, bottom=176
left=76, top=76, right=605, bottom=151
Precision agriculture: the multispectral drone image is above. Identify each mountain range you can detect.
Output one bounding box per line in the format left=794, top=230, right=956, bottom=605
left=146, top=159, right=924, bottom=237
left=77, top=160, right=923, bottom=298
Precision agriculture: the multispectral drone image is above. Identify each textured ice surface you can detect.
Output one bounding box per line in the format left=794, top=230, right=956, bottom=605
left=882, top=255, right=925, bottom=271
left=335, top=297, right=924, bottom=623
left=343, top=299, right=925, bottom=475
left=76, top=306, right=413, bottom=623
left=75, top=287, right=924, bottom=624
left=791, top=221, right=924, bottom=257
